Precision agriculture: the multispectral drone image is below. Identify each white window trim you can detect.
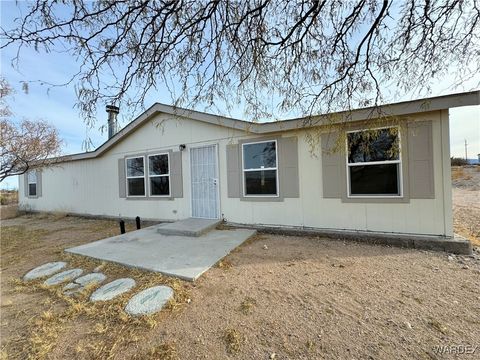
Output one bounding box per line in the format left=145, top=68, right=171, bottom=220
left=27, top=170, right=37, bottom=197
left=345, top=126, right=403, bottom=198
left=125, top=156, right=147, bottom=198
left=147, top=152, right=171, bottom=197
left=242, top=139, right=279, bottom=198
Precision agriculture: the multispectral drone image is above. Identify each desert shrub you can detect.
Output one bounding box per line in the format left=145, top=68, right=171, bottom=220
left=451, top=157, right=468, bottom=166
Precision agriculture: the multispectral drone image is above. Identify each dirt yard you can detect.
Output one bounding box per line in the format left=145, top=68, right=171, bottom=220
left=452, top=166, right=480, bottom=246
left=1, top=212, right=479, bottom=360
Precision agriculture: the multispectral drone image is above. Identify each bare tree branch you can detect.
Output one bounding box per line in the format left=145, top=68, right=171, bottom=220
left=0, top=0, right=478, bottom=125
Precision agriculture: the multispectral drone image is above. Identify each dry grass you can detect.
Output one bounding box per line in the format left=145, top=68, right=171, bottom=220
left=215, top=259, right=233, bottom=270
left=239, top=297, right=257, bottom=315
left=1, top=226, right=53, bottom=267
left=3, top=258, right=190, bottom=360
left=428, top=319, right=448, bottom=335
left=455, top=223, right=480, bottom=246
left=222, top=328, right=243, bottom=353
left=451, top=166, right=471, bottom=181
left=138, top=343, right=178, bottom=360
left=0, top=190, right=18, bottom=205
left=0, top=204, right=19, bottom=220
left=1, top=216, right=190, bottom=360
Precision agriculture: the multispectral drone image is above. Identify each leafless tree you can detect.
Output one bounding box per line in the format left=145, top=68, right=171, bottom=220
left=0, top=79, right=62, bottom=181
left=1, top=0, right=479, bottom=126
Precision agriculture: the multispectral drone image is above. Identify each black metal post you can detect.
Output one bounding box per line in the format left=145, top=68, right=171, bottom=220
left=119, top=219, right=126, bottom=234
left=135, top=216, right=141, bottom=230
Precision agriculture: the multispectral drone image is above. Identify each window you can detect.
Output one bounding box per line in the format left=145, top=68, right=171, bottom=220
left=242, top=140, right=278, bottom=196
left=346, top=127, right=402, bottom=197
left=27, top=170, right=37, bottom=196
left=148, top=153, right=170, bottom=196
left=126, top=156, right=146, bottom=196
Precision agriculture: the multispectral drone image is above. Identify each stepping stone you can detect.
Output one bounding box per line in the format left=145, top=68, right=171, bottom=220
left=44, top=268, right=83, bottom=286
left=63, top=273, right=107, bottom=293
left=90, top=278, right=136, bottom=302
left=23, top=261, right=67, bottom=281
left=125, top=285, right=174, bottom=316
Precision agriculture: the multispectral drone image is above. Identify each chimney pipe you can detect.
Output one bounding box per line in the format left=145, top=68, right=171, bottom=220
left=106, top=105, right=120, bottom=139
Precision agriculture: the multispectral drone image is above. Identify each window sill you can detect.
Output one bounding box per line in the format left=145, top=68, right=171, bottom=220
left=125, top=196, right=174, bottom=201
left=240, top=196, right=284, bottom=202
left=341, top=195, right=410, bottom=204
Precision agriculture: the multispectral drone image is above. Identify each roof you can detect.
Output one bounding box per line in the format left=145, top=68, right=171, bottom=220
left=59, top=90, right=479, bottom=162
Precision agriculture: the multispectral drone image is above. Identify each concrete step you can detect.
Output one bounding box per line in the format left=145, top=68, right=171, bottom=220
left=157, top=218, right=222, bottom=237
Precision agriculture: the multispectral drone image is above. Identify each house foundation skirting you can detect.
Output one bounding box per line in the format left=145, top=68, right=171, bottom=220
left=16, top=210, right=473, bottom=255
left=225, top=222, right=473, bottom=255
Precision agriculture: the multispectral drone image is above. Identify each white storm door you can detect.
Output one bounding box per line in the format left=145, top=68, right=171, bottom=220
left=190, top=144, right=220, bottom=219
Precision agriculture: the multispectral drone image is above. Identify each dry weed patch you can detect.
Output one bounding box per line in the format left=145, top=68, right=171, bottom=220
left=223, top=328, right=244, bottom=353
left=136, top=342, right=178, bottom=360
left=216, top=259, right=233, bottom=270
left=239, top=297, right=257, bottom=315
left=3, top=251, right=190, bottom=360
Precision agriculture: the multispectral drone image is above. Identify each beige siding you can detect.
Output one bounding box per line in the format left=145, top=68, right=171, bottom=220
left=19, top=110, right=453, bottom=236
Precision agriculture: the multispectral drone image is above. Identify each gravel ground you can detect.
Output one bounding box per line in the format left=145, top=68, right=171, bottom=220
left=1, top=214, right=479, bottom=359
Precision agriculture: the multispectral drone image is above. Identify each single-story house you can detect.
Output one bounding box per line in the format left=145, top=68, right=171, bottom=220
left=19, top=91, right=479, bottom=241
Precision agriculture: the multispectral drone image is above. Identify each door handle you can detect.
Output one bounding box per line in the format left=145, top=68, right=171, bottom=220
left=212, top=178, right=218, bottom=185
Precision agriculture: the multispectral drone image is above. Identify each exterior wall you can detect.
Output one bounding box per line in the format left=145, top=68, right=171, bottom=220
left=19, top=110, right=453, bottom=236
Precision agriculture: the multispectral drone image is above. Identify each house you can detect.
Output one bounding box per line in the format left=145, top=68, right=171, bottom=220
left=19, top=91, right=480, bottom=242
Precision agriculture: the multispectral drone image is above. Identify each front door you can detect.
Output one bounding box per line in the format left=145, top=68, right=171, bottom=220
left=190, top=144, right=220, bottom=219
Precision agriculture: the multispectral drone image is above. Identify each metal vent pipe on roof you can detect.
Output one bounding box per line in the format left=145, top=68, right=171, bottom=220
left=106, top=105, right=120, bottom=139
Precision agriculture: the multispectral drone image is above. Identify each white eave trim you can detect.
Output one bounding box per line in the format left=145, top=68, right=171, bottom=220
left=51, top=90, right=480, bottom=163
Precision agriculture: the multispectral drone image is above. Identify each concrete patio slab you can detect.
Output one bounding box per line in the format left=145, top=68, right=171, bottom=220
left=66, top=224, right=256, bottom=281
left=157, top=218, right=222, bottom=237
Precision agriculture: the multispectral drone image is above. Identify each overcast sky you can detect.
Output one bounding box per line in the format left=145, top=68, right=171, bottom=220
left=1, top=2, right=479, bottom=190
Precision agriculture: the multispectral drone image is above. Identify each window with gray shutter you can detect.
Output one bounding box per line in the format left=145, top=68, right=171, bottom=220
left=119, top=150, right=183, bottom=199
left=227, top=136, right=299, bottom=200
left=24, top=170, right=42, bottom=198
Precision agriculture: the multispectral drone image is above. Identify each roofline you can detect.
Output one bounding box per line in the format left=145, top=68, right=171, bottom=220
left=56, top=90, right=479, bottom=163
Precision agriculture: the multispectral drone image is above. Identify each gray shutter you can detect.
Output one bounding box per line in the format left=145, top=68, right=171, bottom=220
left=226, top=144, right=241, bottom=198
left=321, top=132, right=343, bottom=198
left=408, top=121, right=434, bottom=198
left=170, top=151, right=183, bottom=198
left=278, top=136, right=299, bottom=198
left=24, top=173, right=29, bottom=197
left=36, top=170, right=42, bottom=197
left=118, top=159, right=126, bottom=198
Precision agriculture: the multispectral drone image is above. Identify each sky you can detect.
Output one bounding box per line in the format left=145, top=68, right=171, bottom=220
left=1, top=1, right=479, bottom=190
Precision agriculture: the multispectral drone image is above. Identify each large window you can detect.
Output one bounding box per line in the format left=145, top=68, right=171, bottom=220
left=242, top=140, right=278, bottom=196
left=346, top=127, right=402, bottom=197
left=27, top=170, right=37, bottom=196
left=148, top=153, right=170, bottom=196
left=126, top=156, right=146, bottom=196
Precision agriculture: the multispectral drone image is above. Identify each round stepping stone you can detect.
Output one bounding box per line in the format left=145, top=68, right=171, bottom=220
left=44, top=268, right=83, bottom=286
left=125, top=285, right=174, bottom=316
left=90, top=278, right=136, bottom=302
left=23, top=262, right=67, bottom=281
left=63, top=273, right=107, bottom=292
